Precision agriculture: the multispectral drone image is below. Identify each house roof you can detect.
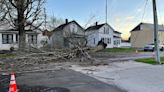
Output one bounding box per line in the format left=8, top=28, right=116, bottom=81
left=0, top=20, right=42, bottom=33
left=0, top=21, right=13, bottom=31
left=114, top=31, right=122, bottom=34
left=52, top=20, right=84, bottom=32
left=85, top=23, right=116, bottom=32
left=85, top=24, right=105, bottom=31
left=131, top=23, right=164, bottom=32
left=122, top=40, right=130, bottom=42
left=113, top=36, right=121, bottom=38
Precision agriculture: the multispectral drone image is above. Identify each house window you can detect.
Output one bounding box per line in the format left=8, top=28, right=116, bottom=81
left=2, top=34, right=13, bottom=44
left=93, top=38, right=96, bottom=44
left=104, top=38, right=106, bottom=43
left=106, top=30, right=109, bottom=34
left=114, top=41, right=116, bottom=45
left=105, top=38, right=107, bottom=43
left=107, top=38, right=110, bottom=44
left=114, top=40, right=120, bottom=45
left=16, top=34, right=18, bottom=43
left=109, top=38, right=111, bottom=44
left=107, top=28, right=109, bottom=34
left=102, top=38, right=104, bottom=42
left=103, top=27, right=109, bottom=34
left=28, top=34, right=37, bottom=44
left=117, top=40, right=120, bottom=45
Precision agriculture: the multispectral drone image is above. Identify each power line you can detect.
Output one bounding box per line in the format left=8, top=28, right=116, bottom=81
left=156, top=1, right=163, bottom=24
left=141, top=0, right=149, bottom=22
left=105, top=0, right=108, bottom=23
left=132, top=0, right=149, bottom=46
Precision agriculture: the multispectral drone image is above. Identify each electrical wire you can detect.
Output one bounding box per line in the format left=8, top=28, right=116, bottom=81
left=131, top=0, right=149, bottom=47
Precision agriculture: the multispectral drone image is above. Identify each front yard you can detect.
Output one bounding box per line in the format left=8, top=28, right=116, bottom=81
left=0, top=54, right=16, bottom=58
left=102, top=48, right=137, bottom=52
left=135, top=57, right=164, bottom=64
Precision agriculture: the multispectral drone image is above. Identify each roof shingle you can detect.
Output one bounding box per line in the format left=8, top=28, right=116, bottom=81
left=85, top=24, right=105, bottom=31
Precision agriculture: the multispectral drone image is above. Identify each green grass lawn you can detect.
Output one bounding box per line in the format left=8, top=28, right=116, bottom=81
left=0, top=54, right=16, bottom=58
left=135, top=57, right=164, bottom=64
left=102, top=48, right=137, bottom=52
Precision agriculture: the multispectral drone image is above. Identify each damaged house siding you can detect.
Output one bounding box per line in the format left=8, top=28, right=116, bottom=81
left=49, top=20, right=85, bottom=48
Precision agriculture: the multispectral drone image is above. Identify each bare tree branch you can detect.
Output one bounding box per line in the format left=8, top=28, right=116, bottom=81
left=0, top=0, right=45, bottom=50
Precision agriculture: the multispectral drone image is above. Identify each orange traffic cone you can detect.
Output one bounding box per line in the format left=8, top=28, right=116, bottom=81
left=9, top=72, right=18, bottom=92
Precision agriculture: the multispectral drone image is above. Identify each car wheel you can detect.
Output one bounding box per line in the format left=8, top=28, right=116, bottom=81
left=161, top=47, right=164, bottom=51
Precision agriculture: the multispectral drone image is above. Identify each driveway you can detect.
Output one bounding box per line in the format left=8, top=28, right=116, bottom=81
left=0, top=69, right=126, bottom=92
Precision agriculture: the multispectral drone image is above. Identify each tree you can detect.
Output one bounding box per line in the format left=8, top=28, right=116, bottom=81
left=0, top=0, right=45, bottom=51
left=46, top=15, right=64, bottom=31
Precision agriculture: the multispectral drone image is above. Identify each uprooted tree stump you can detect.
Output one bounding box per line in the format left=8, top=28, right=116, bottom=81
left=92, top=40, right=107, bottom=52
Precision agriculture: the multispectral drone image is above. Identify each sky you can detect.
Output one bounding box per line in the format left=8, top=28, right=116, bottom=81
left=45, top=0, right=164, bottom=40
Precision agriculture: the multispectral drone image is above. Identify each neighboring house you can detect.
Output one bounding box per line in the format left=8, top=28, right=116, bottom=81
left=121, top=40, right=131, bottom=48
left=49, top=19, right=86, bottom=48
left=0, top=21, right=42, bottom=50
left=85, top=22, right=114, bottom=48
left=113, top=31, right=122, bottom=47
left=131, top=23, right=164, bottom=48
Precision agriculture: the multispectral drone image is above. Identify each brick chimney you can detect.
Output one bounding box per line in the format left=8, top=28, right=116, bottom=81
left=95, top=22, right=98, bottom=26
left=65, top=19, right=68, bottom=24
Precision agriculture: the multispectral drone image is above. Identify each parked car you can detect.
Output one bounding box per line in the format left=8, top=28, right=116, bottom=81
left=144, top=43, right=164, bottom=51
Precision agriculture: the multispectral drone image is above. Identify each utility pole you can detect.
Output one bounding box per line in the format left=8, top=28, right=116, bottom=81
left=44, top=8, right=47, bottom=30
left=152, top=0, right=161, bottom=64
left=105, top=0, right=108, bottom=23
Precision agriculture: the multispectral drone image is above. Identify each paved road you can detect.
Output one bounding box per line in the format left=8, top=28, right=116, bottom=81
left=0, top=69, right=127, bottom=92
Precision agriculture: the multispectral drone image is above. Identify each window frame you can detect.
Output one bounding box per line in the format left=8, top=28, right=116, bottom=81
left=28, top=34, right=37, bottom=44
left=2, top=34, right=13, bottom=44
left=16, top=34, right=18, bottom=43
left=93, top=38, right=96, bottom=44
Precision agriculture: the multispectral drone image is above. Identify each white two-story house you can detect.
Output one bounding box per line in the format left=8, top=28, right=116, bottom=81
left=113, top=31, right=122, bottom=47
left=85, top=23, right=114, bottom=48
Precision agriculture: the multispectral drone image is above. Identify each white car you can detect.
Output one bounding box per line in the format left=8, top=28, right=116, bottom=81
left=144, top=43, right=164, bottom=51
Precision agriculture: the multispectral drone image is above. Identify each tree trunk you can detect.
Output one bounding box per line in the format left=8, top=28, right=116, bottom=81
left=18, top=24, right=26, bottom=51
left=17, top=0, right=26, bottom=51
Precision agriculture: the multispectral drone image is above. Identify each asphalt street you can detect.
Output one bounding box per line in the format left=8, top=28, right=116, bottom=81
left=0, top=69, right=127, bottom=92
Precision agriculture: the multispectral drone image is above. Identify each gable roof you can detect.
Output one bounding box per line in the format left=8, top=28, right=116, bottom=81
left=85, top=24, right=105, bottom=31
left=131, top=23, right=164, bottom=32
left=0, top=20, right=42, bottom=32
left=0, top=21, right=13, bottom=31
left=85, top=23, right=115, bottom=32
left=52, top=20, right=84, bottom=32
left=114, top=31, right=121, bottom=34
left=113, top=36, right=121, bottom=38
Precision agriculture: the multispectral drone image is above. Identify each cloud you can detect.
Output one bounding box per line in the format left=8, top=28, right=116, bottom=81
left=125, top=16, right=135, bottom=21
left=112, top=16, right=139, bottom=40
left=115, top=18, right=121, bottom=22
left=137, top=8, right=142, bottom=12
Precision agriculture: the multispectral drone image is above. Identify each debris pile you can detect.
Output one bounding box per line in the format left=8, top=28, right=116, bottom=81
left=0, top=47, right=99, bottom=71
